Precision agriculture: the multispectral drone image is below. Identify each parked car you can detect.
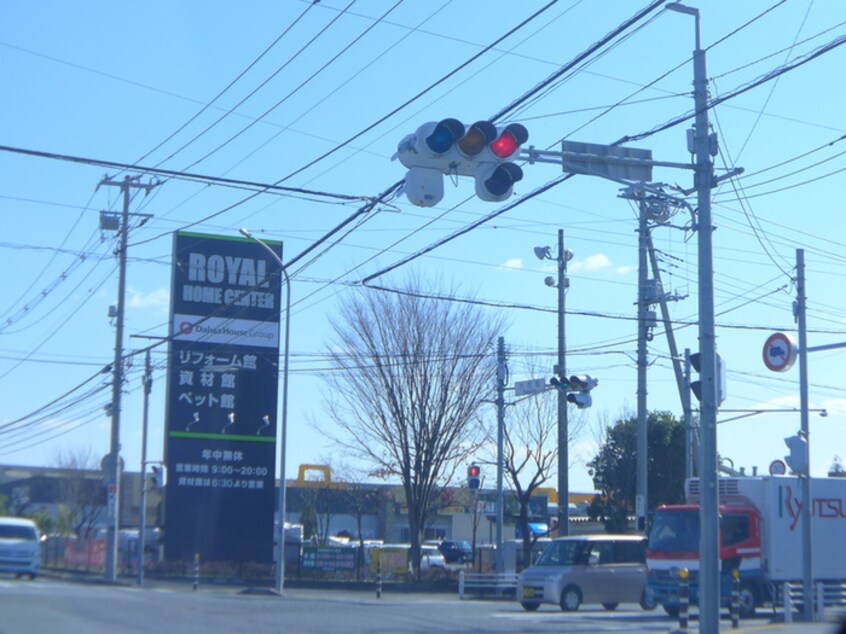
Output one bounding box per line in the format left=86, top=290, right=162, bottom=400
left=420, top=545, right=447, bottom=570
left=436, top=540, right=473, bottom=564
left=0, top=516, right=40, bottom=579
left=517, top=534, right=656, bottom=612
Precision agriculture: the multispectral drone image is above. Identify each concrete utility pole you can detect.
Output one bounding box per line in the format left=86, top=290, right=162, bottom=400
left=667, top=5, right=721, bottom=631
left=555, top=230, right=570, bottom=537
left=137, top=348, right=152, bottom=586
left=99, top=175, right=156, bottom=583
left=636, top=200, right=650, bottom=533
left=495, top=336, right=506, bottom=573
left=796, top=249, right=814, bottom=622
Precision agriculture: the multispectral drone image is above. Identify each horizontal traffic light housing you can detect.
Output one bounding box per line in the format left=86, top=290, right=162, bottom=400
left=394, top=118, right=528, bottom=205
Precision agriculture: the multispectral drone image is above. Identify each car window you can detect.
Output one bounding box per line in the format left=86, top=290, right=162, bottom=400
left=722, top=514, right=750, bottom=546
left=535, top=540, right=586, bottom=566
left=587, top=541, right=614, bottom=565
left=613, top=540, right=645, bottom=563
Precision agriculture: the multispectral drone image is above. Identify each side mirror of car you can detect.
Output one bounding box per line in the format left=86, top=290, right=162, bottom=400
left=588, top=554, right=599, bottom=566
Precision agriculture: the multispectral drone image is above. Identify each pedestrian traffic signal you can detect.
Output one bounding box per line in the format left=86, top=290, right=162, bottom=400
left=467, top=464, right=481, bottom=491
left=784, top=434, right=807, bottom=475
left=394, top=118, right=528, bottom=206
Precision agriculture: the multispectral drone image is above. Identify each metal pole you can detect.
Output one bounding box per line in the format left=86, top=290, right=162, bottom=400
left=556, top=229, right=570, bottom=537
left=667, top=4, right=719, bottom=629
left=276, top=270, right=290, bottom=594
left=692, top=34, right=721, bottom=634
left=137, top=349, right=152, bottom=585
left=105, top=176, right=131, bottom=582
left=636, top=200, right=649, bottom=533
left=796, top=248, right=814, bottom=621
left=495, top=336, right=506, bottom=573
left=238, top=229, right=289, bottom=595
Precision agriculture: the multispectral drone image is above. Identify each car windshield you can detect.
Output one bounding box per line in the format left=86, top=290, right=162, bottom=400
left=649, top=511, right=700, bottom=552
left=534, top=540, right=587, bottom=566
left=0, top=525, right=37, bottom=540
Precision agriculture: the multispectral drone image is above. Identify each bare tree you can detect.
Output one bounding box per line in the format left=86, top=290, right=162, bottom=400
left=322, top=281, right=503, bottom=576
left=53, top=447, right=104, bottom=539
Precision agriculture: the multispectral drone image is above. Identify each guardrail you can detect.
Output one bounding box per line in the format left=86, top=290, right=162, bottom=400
left=458, top=572, right=519, bottom=600
left=782, top=581, right=846, bottom=623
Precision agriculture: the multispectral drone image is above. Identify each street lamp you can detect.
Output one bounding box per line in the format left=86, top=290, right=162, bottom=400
left=239, top=227, right=290, bottom=595
left=534, top=229, right=573, bottom=536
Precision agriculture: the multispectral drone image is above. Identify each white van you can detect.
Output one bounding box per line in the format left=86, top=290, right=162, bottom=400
left=0, top=516, right=40, bottom=579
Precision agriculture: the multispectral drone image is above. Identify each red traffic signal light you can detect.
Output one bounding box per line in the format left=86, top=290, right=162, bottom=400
left=489, top=123, right=529, bottom=159
left=467, top=464, right=481, bottom=490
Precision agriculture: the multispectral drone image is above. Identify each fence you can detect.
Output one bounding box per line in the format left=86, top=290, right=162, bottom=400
left=458, top=572, right=519, bottom=600
left=782, top=581, right=846, bottom=623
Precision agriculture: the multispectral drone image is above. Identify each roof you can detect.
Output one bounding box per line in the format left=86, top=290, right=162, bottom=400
left=0, top=516, right=38, bottom=527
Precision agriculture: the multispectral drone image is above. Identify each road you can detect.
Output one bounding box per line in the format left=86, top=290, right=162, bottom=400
left=0, top=576, right=843, bottom=634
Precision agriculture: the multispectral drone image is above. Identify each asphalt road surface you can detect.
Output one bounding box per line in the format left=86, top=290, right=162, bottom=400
left=0, top=576, right=842, bottom=634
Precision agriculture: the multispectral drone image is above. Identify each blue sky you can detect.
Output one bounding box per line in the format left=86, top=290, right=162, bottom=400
left=1, top=1, right=845, bottom=494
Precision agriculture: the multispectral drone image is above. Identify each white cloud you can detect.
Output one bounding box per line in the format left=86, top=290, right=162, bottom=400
left=128, top=287, right=170, bottom=311
left=616, top=265, right=636, bottom=274
left=570, top=253, right=612, bottom=272
left=501, top=258, right=523, bottom=270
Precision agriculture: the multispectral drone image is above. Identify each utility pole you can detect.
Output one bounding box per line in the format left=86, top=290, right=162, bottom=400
left=636, top=199, right=650, bottom=534
left=495, top=336, right=506, bottom=573
left=99, top=174, right=156, bottom=583
left=555, top=230, right=569, bottom=537
left=137, top=348, right=152, bottom=586
left=796, top=249, right=814, bottom=621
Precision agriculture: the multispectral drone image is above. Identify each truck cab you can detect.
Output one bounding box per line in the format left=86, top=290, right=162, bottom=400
left=646, top=504, right=761, bottom=617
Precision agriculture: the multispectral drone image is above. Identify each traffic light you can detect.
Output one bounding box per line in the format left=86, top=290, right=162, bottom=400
left=566, top=374, right=597, bottom=409
left=467, top=464, right=481, bottom=491
left=149, top=465, right=166, bottom=490
left=394, top=119, right=528, bottom=207
left=784, top=434, right=808, bottom=475
left=689, top=352, right=726, bottom=405
left=549, top=375, right=569, bottom=391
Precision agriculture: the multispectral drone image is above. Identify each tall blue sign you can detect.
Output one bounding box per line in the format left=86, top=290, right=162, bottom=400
left=163, top=231, right=282, bottom=563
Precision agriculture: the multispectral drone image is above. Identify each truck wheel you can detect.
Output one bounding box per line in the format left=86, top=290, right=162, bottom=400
left=601, top=602, right=619, bottom=611
left=520, top=601, right=540, bottom=612
left=640, top=588, right=657, bottom=611
left=560, top=586, right=582, bottom=611
left=738, top=584, right=757, bottom=618
left=663, top=604, right=679, bottom=618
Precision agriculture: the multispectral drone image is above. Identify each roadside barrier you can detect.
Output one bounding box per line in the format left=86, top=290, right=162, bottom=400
left=193, top=553, right=200, bottom=591
left=458, top=572, right=519, bottom=599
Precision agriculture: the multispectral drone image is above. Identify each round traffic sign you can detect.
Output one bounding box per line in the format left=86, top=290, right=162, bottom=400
left=769, top=459, right=787, bottom=476
left=763, top=332, right=797, bottom=372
